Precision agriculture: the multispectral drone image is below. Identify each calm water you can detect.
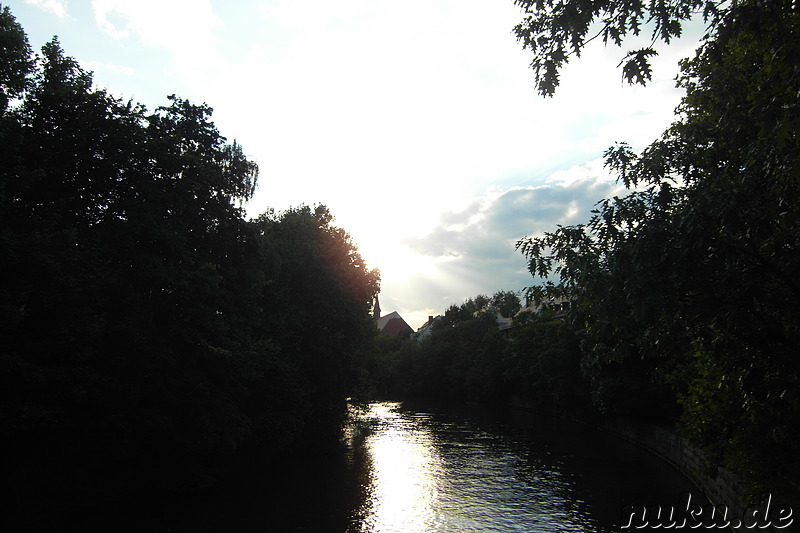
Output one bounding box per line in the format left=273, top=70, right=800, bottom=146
left=341, top=401, right=705, bottom=533
left=73, top=400, right=706, bottom=532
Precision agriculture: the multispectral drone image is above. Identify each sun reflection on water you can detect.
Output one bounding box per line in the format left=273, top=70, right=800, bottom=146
left=344, top=401, right=698, bottom=533
left=348, top=402, right=443, bottom=533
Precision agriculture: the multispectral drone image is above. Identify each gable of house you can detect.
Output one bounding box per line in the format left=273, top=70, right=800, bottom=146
left=376, top=311, right=413, bottom=336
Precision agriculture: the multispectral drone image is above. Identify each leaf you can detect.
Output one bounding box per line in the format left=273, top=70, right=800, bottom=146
left=618, top=48, right=657, bottom=86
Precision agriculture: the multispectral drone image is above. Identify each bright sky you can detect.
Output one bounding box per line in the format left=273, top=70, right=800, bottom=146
left=11, top=0, right=703, bottom=329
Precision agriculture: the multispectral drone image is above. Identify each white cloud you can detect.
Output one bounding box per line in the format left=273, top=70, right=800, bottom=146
left=383, top=162, right=629, bottom=327
left=23, top=0, right=69, bottom=19
left=19, top=0, right=704, bottom=329
left=91, top=0, right=222, bottom=87
left=81, top=59, right=135, bottom=76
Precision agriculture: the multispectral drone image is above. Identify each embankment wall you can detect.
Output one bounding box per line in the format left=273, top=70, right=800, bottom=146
left=509, top=399, right=795, bottom=532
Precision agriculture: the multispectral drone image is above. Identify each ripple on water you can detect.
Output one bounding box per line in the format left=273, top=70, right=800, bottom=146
left=344, top=401, right=704, bottom=533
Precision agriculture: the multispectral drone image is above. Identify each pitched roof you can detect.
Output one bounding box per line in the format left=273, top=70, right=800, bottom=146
left=376, top=311, right=413, bottom=336
left=415, top=315, right=442, bottom=341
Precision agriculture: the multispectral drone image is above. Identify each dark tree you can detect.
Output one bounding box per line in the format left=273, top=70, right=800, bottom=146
left=0, top=8, right=381, bottom=525
left=251, top=205, right=380, bottom=434
left=0, top=5, right=33, bottom=111
left=513, top=0, right=728, bottom=96
left=516, top=0, right=800, bottom=498
left=490, top=289, right=522, bottom=317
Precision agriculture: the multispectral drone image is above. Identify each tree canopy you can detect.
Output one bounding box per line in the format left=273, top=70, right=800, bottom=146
left=0, top=5, right=32, bottom=111
left=513, top=0, right=730, bottom=96
left=516, top=0, right=799, bottom=499
left=0, top=7, right=380, bottom=523
left=371, top=288, right=589, bottom=412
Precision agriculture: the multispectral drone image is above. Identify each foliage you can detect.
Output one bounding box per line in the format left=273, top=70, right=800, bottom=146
left=391, top=310, right=508, bottom=401
left=504, top=319, right=589, bottom=410
left=490, top=289, right=523, bottom=317
left=0, top=7, right=379, bottom=517
left=361, top=333, right=422, bottom=399
left=439, top=290, right=521, bottom=326
left=512, top=0, right=727, bottom=96
left=376, top=290, right=589, bottom=413
left=251, top=206, right=380, bottom=431
left=0, top=4, right=33, bottom=111
left=515, top=0, right=800, bottom=496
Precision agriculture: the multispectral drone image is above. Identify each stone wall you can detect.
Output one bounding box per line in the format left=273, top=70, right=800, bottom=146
left=561, top=413, right=795, bottom=533
left=597, top=418, right=744, bottom=514
left=508, top=398, right=795, bottom=532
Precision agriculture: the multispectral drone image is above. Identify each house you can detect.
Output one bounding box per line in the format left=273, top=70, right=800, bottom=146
left=373, top=296, right=413, bottom=337
left=493, top=310, right=513, bottom=331
left=414, top=314, right=442, bottom=342
left=416, top=308, right=511, bottom=341
left=377, top=311, right=414, bottom=336
left=515, top=295, right=573, bottom=320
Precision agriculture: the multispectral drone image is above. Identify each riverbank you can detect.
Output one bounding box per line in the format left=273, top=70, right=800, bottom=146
left=506, top=397, right=796, bottom=533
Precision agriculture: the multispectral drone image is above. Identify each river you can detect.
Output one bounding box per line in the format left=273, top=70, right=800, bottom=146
left=340, top=400, right=706, bottom=533
left=82, top=400, right=708, bottom=532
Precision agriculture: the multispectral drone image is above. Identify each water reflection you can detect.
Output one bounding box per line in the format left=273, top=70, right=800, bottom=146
left=344, top=401, right=705, bottom=533
left=346, top=402, right=444, bottom=532
left=345, top=402, right=595, bottom=532
left=77, top=400, right=707, bottom=532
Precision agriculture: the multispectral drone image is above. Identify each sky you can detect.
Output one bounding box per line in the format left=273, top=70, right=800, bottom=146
left=10, top=0, right=704, bottom=329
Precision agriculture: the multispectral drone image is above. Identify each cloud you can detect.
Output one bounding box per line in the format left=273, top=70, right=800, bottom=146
left=23, top=0, right=69, bottom=18
left=81, top=60, right=135, bottom=76
left=25, top=0, right=697, bottom=330
left=407, top=159, right=624, bottom=259
left=391, top=159, right=628, bottom=321
left=91, top=0, right=222, bottom=87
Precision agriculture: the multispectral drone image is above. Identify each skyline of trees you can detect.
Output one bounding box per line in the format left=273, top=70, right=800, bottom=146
left=1, top=8, right=380, bottom=526
left=2, top=0, right=797, bottom=524
left=515, top=0, right=799, bottom=501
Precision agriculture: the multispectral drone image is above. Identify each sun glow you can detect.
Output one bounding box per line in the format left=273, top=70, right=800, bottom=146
left=358, top=239, right=438, bottom=282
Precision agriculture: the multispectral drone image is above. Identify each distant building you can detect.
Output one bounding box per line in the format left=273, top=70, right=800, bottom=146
left=515, top=295, right=573, bottom=320
left=493, top=310, right=513, bottom=331
left=467, top=306, right=514, bottom=330
left=415, top=314, right=442, bottom=342
left=373, top=296, right=413, bottom=337
left=372, top=296, right=381, bottom=320
left=377, top=311, right=414, bottom=336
